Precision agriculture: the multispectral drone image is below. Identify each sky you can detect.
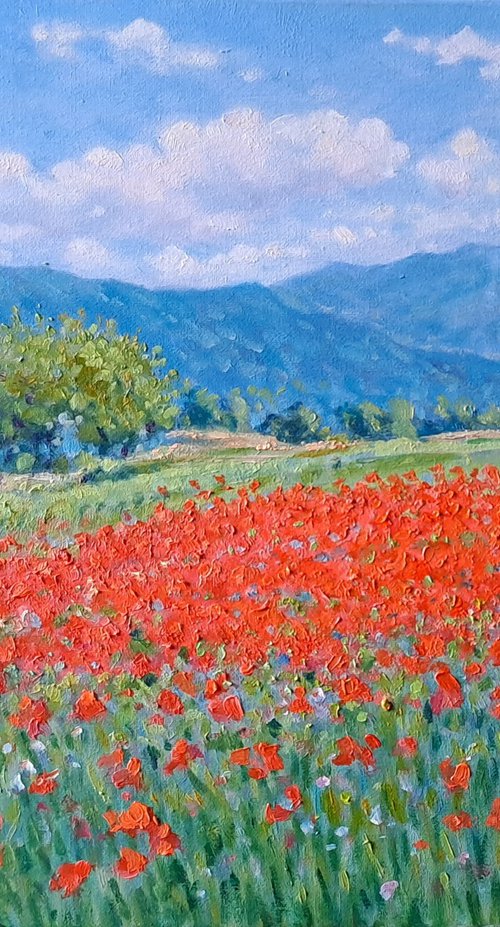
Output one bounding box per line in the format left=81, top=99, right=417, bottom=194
left=0, top=0, right=499, bottom=288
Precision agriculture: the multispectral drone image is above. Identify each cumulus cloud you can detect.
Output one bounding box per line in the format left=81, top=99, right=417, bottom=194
left=31, top=21, right=85, bottom=59
left=149, top=242, right=310, bottom=288
left=32, top=18, right=221, bottom=73
left=63, top=237, right=135, bottom=280
left=417, top=129, right=498, bottom=196
left=383, top=25, right=500, bottom=80
left=239, top=67, right=265, bottom=83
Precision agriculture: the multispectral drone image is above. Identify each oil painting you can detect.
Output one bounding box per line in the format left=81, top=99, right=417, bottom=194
left=0, top=1, right=499, bottom=925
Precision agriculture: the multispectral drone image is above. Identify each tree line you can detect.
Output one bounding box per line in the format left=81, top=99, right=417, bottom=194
left=0, top=310, right=498, bottom=472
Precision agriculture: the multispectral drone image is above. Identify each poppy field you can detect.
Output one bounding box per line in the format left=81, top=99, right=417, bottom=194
left=0, top=466, right=498, bottom=927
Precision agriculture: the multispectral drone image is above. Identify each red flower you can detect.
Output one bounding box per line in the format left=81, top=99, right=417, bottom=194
left=284, top=785, right=302, bottom=811
left=289, top=686, right=313, bottom=714
left=116, top=847, right=148, bottom=880
left=440, top=758, right=471, bottom=792
left=265, top=804, right=293, bottom=824
left=332, top=736, right=375, bottom=768
left=164, top=739, right=203, bottom=775
left=103, top=802, right=159, bottom=836
left=10, top=697, right=50, bottom=738
left=111, top=757, right=143, bottom=790
left=364, top=734, right=382, bottom=750
left=74, top=690, right=106, bottom=723
left=98, top=748, right=124, bottom=770
left=394, top=737, right=418, bottom=758
left=157, top=689, right=184, bottom=715
left=230, top=748, right=251, bottom=766
left=485, top=798, right=500, bottom=830
left=413, top=840, right=430, bottom=851
left=337, top=676, right=373, bottom=704
left=50, top=861, right=93, bottom=897
left=149, top=822, right=181, bottom=857
left=208, top=694, right=244, bottom=723
left=254, top=742, right=284, bottom=772
left=443, top=811, right=473, bottom=832
left=29, top=770, right=59, bottom=795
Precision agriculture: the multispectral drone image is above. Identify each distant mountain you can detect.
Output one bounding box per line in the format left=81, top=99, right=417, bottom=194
left=0, top=244, right=499, bottom=420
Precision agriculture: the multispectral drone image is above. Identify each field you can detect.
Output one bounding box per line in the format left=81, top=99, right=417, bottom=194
left=0, top=436, right=498, bottom=926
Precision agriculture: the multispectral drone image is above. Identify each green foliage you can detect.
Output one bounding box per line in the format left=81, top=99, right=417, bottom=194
left=258, top=402, right=331, bottom=443
left=388, top=399, right=418, bottom=440
left=338, top=402, right=393, bottom=440
left=0, top=310, right=180, bottom=466
left=178, top=387, right=238, bottom=431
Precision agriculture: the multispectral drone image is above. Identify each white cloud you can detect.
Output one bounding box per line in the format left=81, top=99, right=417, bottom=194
left=63, top=237, right=135, bottom=280
left=32, top=18, right=221, bottom=73
left=417, top=129, right=499, bottom=196
left=149, top=242, right=310, bottom=288
left=239, top=67, right=265, bottom=83
left=105, top=19, right=220, bottom=74
left=31, top=21, right=85, bottom=59
left=384, top=25, right=500, bottom=80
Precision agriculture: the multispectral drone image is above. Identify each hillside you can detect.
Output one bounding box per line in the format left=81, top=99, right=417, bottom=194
left=0, top=244, right=499, bottom=419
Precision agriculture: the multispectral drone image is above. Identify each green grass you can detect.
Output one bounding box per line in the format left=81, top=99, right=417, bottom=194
left=2, top=434, right=500, bottom=540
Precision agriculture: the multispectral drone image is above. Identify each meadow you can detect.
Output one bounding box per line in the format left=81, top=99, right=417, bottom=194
left=0, top=436, right=498, bottom=926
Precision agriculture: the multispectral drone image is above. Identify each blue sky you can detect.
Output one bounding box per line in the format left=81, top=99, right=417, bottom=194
left=0, top=0, right=499, bottom=287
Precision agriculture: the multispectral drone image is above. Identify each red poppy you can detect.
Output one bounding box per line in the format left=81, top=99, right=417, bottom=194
left=337, top=676, right=373, bottom=704
left=230, top=748, right=251, bottom=766
left=103, top=802, right=159, bottom=836
left=265, top=804, right=293, bottom=824
left=413, top=840, right=430, bottom=851
left=485, top=798, right=500, bottom=830
left=254, top=743, right=284, bottom=772
left=284, top=785, right=302, bottom=810
left=98, top=748, right=125, bottom=770
left=208, top=694, right=244, bottom=723
left=164, top=739, right=203, bottom=775
left=116, top=847, right=148, bottom=880
left=157, top=689, right=184, bottom=715
left=74, top=690, right=106, bottom=723
left=29, top=770, right=59, bottom=795
left=442, top=811, right=473, bottom=832
left=289, top=686, right=313, bottom=714
left=149, top=822, right=182, bottom=856
left=111, top=757, right=143, bottom=790
left=50, top=861, right=93, bottom=897
left=394, top=737, right=418, bottom=758
left=440, top=759, right=471, bottom=792
left=364, top=734, right=382, bottom=750
left=332, top=736, right=375, bottom=769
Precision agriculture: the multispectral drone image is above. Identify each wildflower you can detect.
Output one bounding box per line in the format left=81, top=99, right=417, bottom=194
left=103, top=802, right=159, bottom=836
left=164, top=739, right=203, bottom=775
left=157, top=689, right=184, bottom=715
left=74, top=690, right=106, bottom=723
left=485, top=798, right=500, bottom=830
left=265, top=804, right=293, bottom=824
left=50, top=861, right=93, bottom=897
left=442, top=811, right=473, bottom=831
left=116, top=847, right=148, bottom=880
left=29, top=770, right=59, bottom=795
left=380, top=880, right=399, bottom=901
left=440, top=759, right=471, bottom=792
left=394, top=737, right=418, bottom=758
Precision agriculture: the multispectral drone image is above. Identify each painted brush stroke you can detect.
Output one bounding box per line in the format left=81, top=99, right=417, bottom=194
left=0, top=2, right=498, bottom=927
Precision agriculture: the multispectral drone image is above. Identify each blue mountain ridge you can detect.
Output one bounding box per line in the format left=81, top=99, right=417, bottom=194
left=0, top=243, right=499, bottom=420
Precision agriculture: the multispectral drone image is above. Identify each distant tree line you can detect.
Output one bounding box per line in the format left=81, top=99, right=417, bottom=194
left=0, top=310, right=498, bottom=472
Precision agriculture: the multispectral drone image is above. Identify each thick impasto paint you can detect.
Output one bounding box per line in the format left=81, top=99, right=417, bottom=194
left=0, top=2, right=498, bottom=926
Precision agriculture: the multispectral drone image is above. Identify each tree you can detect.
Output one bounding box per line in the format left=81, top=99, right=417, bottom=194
left=388, top=398, right=418, bottom=440
left=337, top=401, right=392, bottom=439
left=0, top=310, right=180, bottom=466
left=178, top=387, right=237, bottom=431
left=258, top=402, right=330, bottom=444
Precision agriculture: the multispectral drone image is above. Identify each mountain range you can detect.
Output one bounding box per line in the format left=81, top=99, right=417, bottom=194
left=0, top=243, right=499, bottom=420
